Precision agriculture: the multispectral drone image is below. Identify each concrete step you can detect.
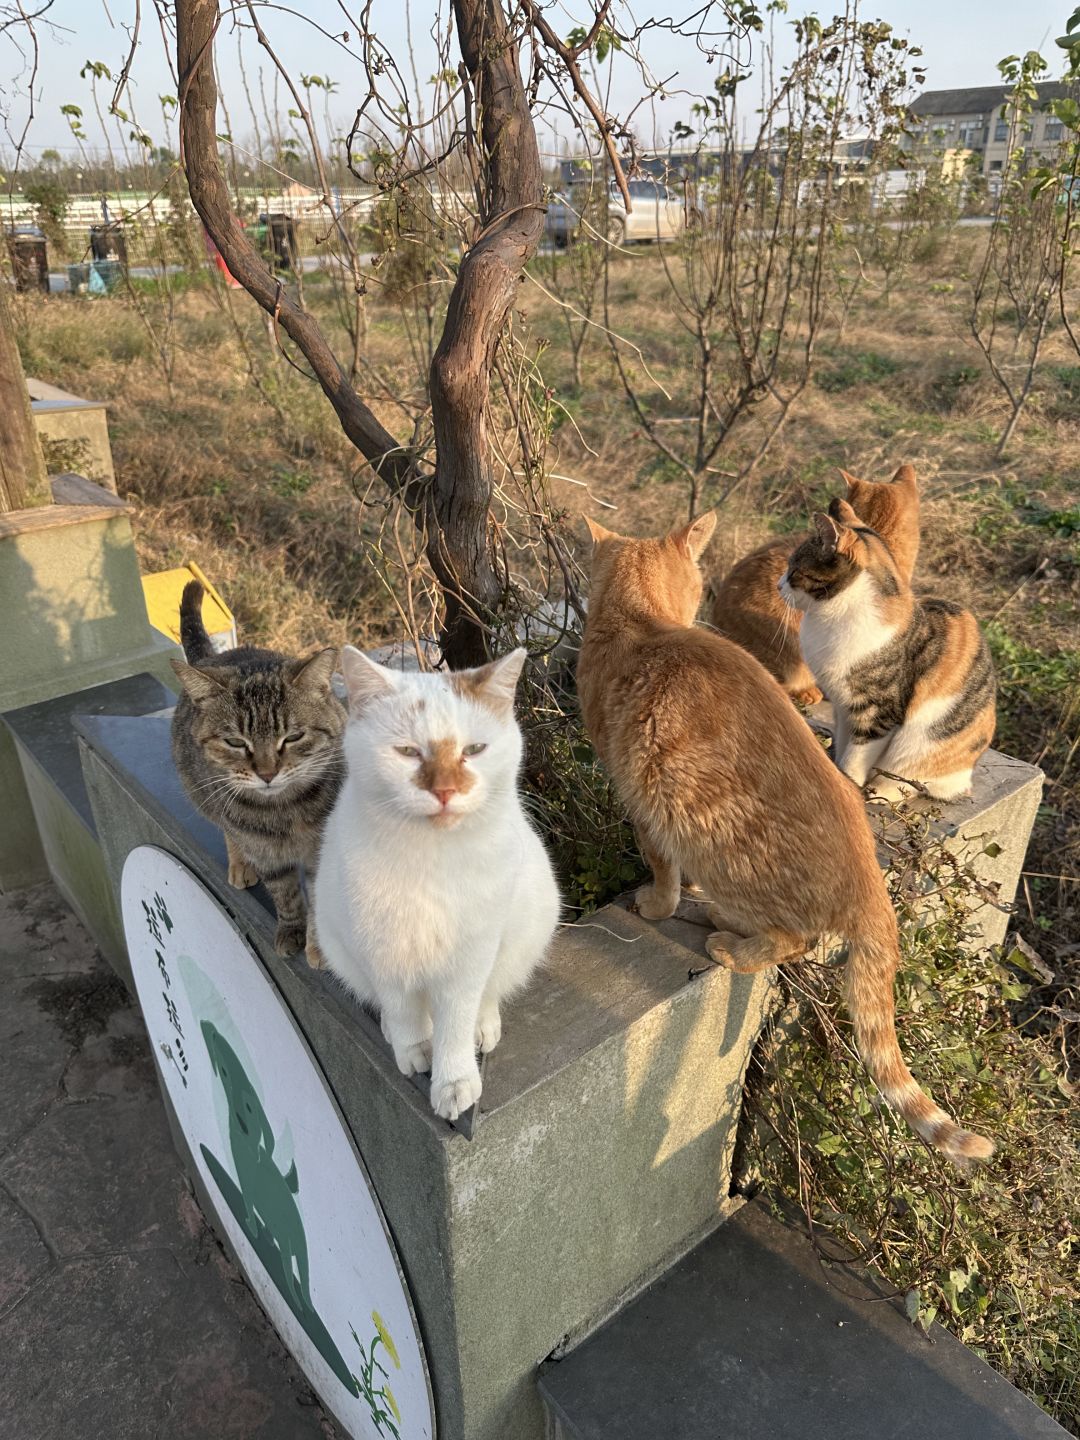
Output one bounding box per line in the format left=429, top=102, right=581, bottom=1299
left=538, top=1200, right=1070, bottom=1440
left=2, top=673, right=175, bottom=968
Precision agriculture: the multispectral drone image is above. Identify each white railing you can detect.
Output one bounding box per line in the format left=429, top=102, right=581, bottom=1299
left=1, top=186, right=478, bottom=233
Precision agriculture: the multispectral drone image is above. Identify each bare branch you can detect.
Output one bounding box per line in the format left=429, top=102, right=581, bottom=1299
left=175, top=0, right=418, bottom=491
left=518, top=0, right=632, bottom=214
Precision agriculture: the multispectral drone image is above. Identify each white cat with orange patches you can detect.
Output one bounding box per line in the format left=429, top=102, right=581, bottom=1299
left=780, top=500, right=996, bottom=801
left=314, top=648, right=560, bottom=1121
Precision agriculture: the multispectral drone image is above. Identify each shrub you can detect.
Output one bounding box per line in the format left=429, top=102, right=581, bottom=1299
left=745, top=814, right=1079, bottom=1431
left=816, top=350, right=903, bottom=393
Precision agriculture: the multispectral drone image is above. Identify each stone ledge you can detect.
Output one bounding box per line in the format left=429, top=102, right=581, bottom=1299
left=808, top=703, right=1042, bottom=950
left=539, top=1198, right=1071, bottom=1440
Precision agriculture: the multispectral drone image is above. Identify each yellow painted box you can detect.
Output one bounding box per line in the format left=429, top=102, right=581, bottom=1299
left=142, top=563, right=237, bottom=655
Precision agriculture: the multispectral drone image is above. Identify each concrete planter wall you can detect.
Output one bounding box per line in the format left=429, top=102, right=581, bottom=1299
left=0, top=474, right=176, bottom=928
left=77, top=708, right=773, bottom=1440
left=27, top=378, right=117, bottom=492
left=72, top=703, right=1043, bottom=1440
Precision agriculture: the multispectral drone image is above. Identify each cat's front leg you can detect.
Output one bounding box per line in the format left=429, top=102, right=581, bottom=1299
left=261, top=865, right=308, bottom=955
left=830, top=705, right=852, bottom=768
left=225, top=832, right=258, bottom=890
left=380, top=990, right=433, bottom=1076
left=633, top=826, right=681, bottom=920
left=429, top=973, right=488, bottom=1122
left=841, top=732, right=893, bottom=789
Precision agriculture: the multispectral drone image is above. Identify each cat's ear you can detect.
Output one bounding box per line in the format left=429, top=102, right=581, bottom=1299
left=669, top=510, right=717, bottom=562
left=290, top=647, right=337, bottom=693
left=890, top=462, right=917, bottom=491
left=341, top=646, right=398, bottom=710
left=171, top=658, right=230, bottom=704
left=828, top=498, right=861, bottom=527
left=454, top=647, right=527, bottom=713
left=812, top=512, right=844, bottom=556
left=584, top=516, right=616, bottom=545
left=840, top=468, right=873, bottom=510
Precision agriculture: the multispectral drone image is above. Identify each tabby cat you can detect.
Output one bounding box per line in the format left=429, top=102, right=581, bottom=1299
left=578, top=512, right=992, bottom=1165
left=708, top=464, right=920, bottom=704
left=780, top=500, right=996, bottom=802
left=170, top=581, right=346, bottom=958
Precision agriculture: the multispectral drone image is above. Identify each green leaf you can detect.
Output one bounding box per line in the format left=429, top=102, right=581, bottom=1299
left=815, top=1132, right=844, bottom=1155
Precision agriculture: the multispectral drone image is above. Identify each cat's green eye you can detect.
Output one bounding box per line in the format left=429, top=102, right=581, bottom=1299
left=463, top=743, right=487, bottom=758
left=394, top=745, right=422, bottom=759
left=223, top=737, right=248, bottom=751
left=279, top=731, right=305, bottom=749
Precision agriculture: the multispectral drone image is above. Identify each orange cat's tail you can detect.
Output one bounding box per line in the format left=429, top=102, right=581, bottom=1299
left=844, top=925, right=994, bottom=1168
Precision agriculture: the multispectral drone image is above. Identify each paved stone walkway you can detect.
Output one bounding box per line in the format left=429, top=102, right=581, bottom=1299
left=0, top=881, right=335, bottom=1439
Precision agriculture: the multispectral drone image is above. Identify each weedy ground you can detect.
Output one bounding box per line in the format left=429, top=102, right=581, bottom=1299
left=13, top=230, right=1079, bottom=1428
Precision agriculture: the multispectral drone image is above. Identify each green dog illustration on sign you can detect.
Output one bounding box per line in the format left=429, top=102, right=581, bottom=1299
left=198, top=1020, right=360, bottom=1397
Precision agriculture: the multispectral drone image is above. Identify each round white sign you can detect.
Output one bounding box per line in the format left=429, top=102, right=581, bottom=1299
left=121, top=846, right=435, bottom=1440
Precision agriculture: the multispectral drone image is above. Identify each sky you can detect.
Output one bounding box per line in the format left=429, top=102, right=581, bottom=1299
left=0, top=0, right=1071, bottom=165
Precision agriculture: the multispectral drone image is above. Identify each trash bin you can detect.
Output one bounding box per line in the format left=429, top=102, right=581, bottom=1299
left=89, top=224, right=128, bottom=267
left=89, top=259, right=124, bottom=294
left=258, top=211, right=298, bottom=272
left=6, top=226, right=49, bottom=293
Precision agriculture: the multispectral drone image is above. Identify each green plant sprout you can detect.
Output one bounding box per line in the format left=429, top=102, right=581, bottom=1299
left=350, top=1311, right=403, bottom=1439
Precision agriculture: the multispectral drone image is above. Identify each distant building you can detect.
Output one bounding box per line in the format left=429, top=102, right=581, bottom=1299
left=905, top=84, right=1075, bottom=177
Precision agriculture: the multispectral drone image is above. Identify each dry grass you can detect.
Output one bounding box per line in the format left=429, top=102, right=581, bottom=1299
left=14, top=240, right=1077, bottom=1030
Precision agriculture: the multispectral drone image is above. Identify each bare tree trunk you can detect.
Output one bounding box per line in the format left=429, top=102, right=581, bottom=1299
left=0, top=280, right=48, bottom=513
left=429, top=0, right=545, bottom=664
left=175, top=0, right=544, bottom=667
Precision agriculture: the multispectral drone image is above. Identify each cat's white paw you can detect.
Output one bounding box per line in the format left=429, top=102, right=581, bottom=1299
left=635, top=883, right=678, bottom=921
left=393, top=1039, right=432, bottom=1077
left=474, top=1005, right=502, bottom=1054
left=431, top=1072, right=482, bottom=1121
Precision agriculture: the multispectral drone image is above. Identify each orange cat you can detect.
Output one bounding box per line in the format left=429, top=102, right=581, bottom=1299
left=578, top=511, right=992, bottom=1166
left=708, top=464, right=921, bottom=704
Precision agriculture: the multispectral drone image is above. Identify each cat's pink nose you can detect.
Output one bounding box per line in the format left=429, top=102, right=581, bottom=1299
left=433, top=787, right=456, bottom=808
left=255, top=768, right=276, bottom=785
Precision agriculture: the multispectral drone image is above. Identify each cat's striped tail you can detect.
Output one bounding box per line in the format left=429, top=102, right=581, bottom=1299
left=844, top=922, right=994, bottom=1168
left=179, top=579, right=213, bottom=663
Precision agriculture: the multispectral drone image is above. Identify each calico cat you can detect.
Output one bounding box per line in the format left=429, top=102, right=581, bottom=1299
left=578, top=512, right=992, bottom=1165
left=313, top=648, right=560, bottom=1122
left=780, top=500, right=996, bottom=802
left=708, top=464, right=920, bottom=704
left=170, top=581, right=346, bottom=958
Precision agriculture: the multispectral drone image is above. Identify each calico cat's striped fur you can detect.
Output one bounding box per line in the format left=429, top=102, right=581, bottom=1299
left=708, top=464, right=920, bottom=704
left=780, top=501, right=995, bottom=802
left=579, top=512, right=992, bottom=1166
left=170, top=581, right=346, bottom=959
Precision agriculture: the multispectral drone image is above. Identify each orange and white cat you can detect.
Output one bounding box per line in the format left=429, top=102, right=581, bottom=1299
left=708, top=464, right=921, bottom=704
left=578, top=511, right=992, bottom=1166
left=314, top=649, right=560, bottom=1122
left=780, top=500, right=996, bottom=802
